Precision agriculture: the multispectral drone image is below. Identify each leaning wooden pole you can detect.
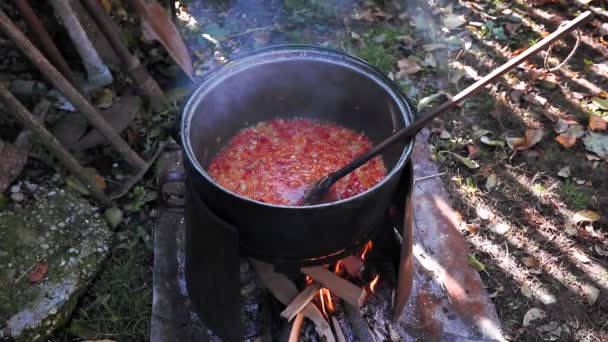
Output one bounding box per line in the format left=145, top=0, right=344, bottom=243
left=0, top=8, right=147, bottom=170
left=0, top=85, right=112, bottom=207
left=13, top=0, right=79, bottom=87
left=80, top=0, right=168, bottom=112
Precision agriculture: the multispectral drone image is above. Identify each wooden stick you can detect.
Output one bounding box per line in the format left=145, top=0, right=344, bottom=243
left=50, top=0, right=112, bottom=87
left=13, top=0, right=79, bottom=87
left=281, top=282, right=322, bottom=321
left=250, top=259, right=335, bottom=342
left=80, top=0, right=169, bottom=112
left=288, top=313, right=304, bottom=342
left=331, top=316, right=347, bottom=342
left=301, top=266, right=366, bottom=307
left=0, top=9, right=146, bottom=170
left=0, top=85, right=112, bottom=207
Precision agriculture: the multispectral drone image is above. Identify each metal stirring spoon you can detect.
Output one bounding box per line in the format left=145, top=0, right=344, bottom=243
left=299, top=11, right=591, bottom=205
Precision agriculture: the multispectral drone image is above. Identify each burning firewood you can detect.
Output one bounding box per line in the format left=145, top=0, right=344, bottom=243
left=301, top=266, right=366, bottom=307
left=281, top=282, right=322, bottom=322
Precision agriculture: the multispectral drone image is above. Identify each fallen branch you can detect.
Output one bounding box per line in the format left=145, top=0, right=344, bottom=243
left=301, top=266, right=366, bottom=308
left=110, top=140, right=169, bottom=199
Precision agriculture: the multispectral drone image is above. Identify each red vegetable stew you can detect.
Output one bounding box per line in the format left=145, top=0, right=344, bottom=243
left=208, top=118, right=387, bottom=205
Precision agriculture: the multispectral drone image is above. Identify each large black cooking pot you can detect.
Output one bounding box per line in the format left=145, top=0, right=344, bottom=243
left=178, top=45, right=415, bottom=261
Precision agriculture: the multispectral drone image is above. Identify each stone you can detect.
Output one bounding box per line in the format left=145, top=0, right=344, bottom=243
left=0, top=188, right=112, bottom=341
left=10, top=192, right=24, bottom=202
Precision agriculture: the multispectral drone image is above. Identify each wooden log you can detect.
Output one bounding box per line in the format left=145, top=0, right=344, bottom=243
left=281, top=282, right=322, bottom=322
left=250, top=259, right=335, bottom=342
left=392, top=195, right=414, bottom=321
left=342, top=255, right=364, bottom=276
left=301, top=266, right=366, bottom=308
left=287, top=313, right=304, bottom=342
left=331, top=316, right=347, bottom=342
left=343, top=303, right=376, bottom=342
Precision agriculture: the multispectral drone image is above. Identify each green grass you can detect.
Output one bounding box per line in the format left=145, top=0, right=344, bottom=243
left=559, top=180, right=594, bottom=210
left=65, top=239, right=152, bottom=341
left=348, top=26, right=402, bottom=74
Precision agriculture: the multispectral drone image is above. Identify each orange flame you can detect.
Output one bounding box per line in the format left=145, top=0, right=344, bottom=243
left=361, top=241, right=373, bottom=260
left=334, top=260, right=343, bottom=274
left=319, top=288, right=334, bottom=317
left=369, top=274, right=380, bottom=293
left=305, top=276, right=313, bottom=285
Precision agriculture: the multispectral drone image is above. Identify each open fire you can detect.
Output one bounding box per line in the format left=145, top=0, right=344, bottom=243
left=256, top=239, right=386, bottom=341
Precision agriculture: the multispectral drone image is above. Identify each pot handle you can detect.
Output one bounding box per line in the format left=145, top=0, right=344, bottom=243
left=158, top=171, right=186, bottom=208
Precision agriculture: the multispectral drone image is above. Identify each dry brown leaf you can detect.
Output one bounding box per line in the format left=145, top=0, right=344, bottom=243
left=555, top=132, right=577, bottom=148
left=572, top=210, right=600, bottom=223
left=512, top=47, right=526, bottom=56
left=509, top=129, right=544, bottom=150
left=100, top=0, right=112, bottom=13
left=136, top=0, right=194, bottom=79
left=589, top=115, right=607, bottom=131
left=94, top=174, right=107, bottom=191
left=29, top=261, right=48, bottom=283
left=467, top=144, right=480, bottom=158
left=397, top=58, right=422, bottom=75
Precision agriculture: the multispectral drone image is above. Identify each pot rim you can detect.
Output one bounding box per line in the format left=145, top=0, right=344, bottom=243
left=181, top=44, right=416, bottom=209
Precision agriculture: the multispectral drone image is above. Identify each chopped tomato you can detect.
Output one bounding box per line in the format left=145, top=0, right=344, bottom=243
left=208, top=118, right=387, bottom=205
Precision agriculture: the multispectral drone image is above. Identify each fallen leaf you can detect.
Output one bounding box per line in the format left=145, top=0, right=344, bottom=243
left=521, top=255, right=541, bottom=271
left=521, top=284, right=533, bottom=298
left=555, top=132, right=577, bottom=148
left=439, top=130, right=452, bottom=139
left=104, top=207, right=123, bottom=230
left=467, top=144, right=480, bottom=158
left=592, top=97, right=608, bottom=110
left=569, top=124, right=586, bottom=138
left=583, top=132, right=608, bottom=161
left=480, top=135, right=505, bottom=147
left=557, top=166, right=571, bottom=178
left=564, top=217, right=578, bottom=236
left=594, top=244, right=608, bottom=256
left=138, top=0, right=194, bottom=79
left=573, top=251, right=591, bottom=263
left=505, top=22, right=521, bottom=34
left=582, top=284, right=600, bottom=304
left=51, top=113, right=88, bottom=146
left=589, top=115, right=607, bottom=131
left=29, top=260, right=48, bottom=283
left=443, top=13, right=467, bottom=30
left=451, top=152, right=480, bottom=169
left=554, top=119, right=569, bottom=134
left=464, top=223, right=480, bottom=234
left=100, top=0, right=112, bottom=13
left=94, top=88, right=114, bottom=109
left=485, top=174, right=498, bottom=190
left=523, top=308, right=546, bottom=327
left=397, top=58, right=422, bottom=75
left=473, top=128, right=493, bottom=138
left=507, top=129, right=544, bottom=150
left=66, top=175, right=90, bottom=195
left=512, top=47, right=526, bottom=56
left=506, top=136, right=526, bottom=149
left=572, top=210, right=600, bottom=223
left=417, top=92, right=448, bottom=111
left=468, top=254, right=487, bottom=273
left=422, top=43, right=446, bottom=51
left=489, top=222, right=510, bottom=235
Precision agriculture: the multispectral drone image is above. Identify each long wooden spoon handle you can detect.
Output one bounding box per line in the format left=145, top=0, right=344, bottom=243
left=331, top=10, right=592, bottom=181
